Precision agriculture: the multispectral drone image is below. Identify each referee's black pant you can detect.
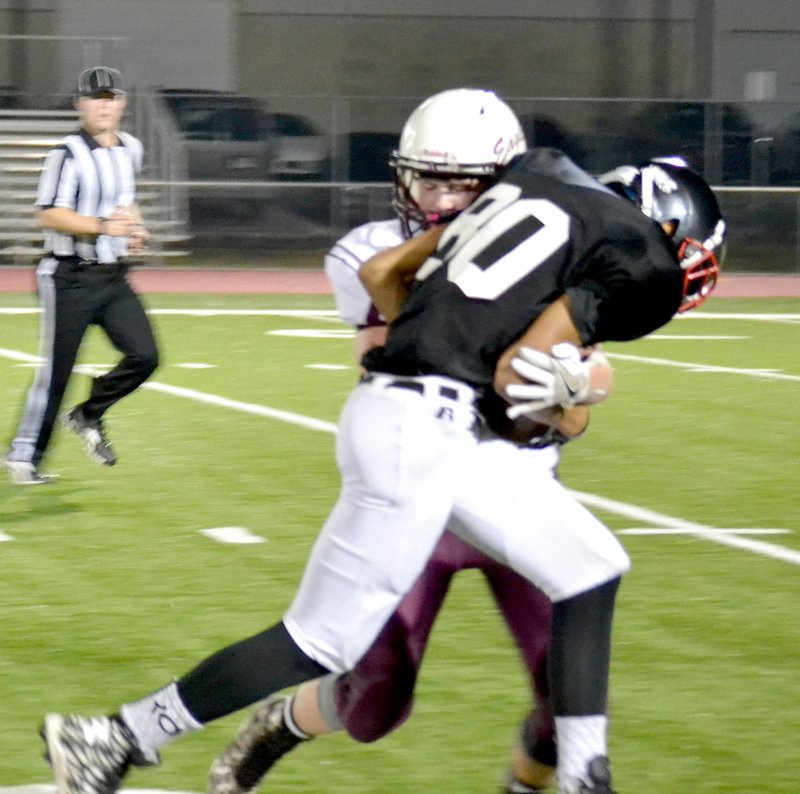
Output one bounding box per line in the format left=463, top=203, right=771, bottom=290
left=6, top=256, right=159, bottom=467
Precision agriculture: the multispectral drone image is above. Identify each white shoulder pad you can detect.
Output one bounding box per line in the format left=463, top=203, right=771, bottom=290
left=324, top=219, right=404, bottom=326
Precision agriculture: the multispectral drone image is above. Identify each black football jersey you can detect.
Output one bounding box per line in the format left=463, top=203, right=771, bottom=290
left=362, top=148, right=684, bottom=389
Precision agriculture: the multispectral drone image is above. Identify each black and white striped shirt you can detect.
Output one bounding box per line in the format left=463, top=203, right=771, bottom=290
left=36, top=128, right=143, bottom=263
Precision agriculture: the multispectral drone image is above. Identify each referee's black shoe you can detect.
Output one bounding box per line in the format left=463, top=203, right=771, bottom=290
left=62, top=406, right=117, bottom=466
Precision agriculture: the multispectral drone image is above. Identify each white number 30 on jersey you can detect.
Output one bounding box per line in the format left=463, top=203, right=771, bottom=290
left=417, top=183, right=571, bottom=301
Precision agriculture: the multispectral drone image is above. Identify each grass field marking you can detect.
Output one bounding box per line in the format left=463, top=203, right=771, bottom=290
left=3, top=306, right=800, bottom=324
left=618, top=527, right=790, bottom=535
left=646, top=334, right=747, bottom=340
left=200, top=527, right=266, bottom=544
left=141, top=380, right=339, bottom=435
left=573, top=489, right=800, bottom=566
left=0, top=349, right=339, bottom=434
left=683, top=311, right=800, bottom=325
left=0, top=531, right=13, bottom=542
left=0, top=346, right=38, bottom=363
left=268, top=328, right=355, bottom=338
left=0, top=788, right=200, bottom=794
left=150, top=309, right=341, bottom=322
left=605, top=351, right=800, bottom=382
left=0, top=307, right=341, bottom=320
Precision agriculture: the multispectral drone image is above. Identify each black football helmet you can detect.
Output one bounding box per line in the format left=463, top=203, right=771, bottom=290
left=599, top=157, right=727, bottom=312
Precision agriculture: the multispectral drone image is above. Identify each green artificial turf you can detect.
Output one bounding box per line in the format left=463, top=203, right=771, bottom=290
left=0, top=291, right=798, bottom=791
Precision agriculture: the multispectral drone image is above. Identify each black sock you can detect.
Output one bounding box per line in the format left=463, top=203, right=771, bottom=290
left=549, top=577, right=620, bottom=715
left=176, top=621, right=328, bottom=723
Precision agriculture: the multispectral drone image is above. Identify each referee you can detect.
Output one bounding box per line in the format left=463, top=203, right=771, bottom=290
left=4, top=66, right=159, bottom=485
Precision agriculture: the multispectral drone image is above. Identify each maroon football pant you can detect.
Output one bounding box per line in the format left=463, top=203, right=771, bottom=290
left=332, top=529, right=555, bottom=764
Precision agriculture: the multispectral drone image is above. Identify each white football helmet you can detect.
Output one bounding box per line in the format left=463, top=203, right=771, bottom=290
left=391, top=88, right=527, bottom=236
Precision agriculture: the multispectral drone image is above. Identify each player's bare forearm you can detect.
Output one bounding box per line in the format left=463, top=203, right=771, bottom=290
left=493, top=294, right=613, bottom=441
left=494, top=295, right=582, bottom=395
left=523, top=403, right=589, bottom=438
left=359, top=225, right=446, bottom=323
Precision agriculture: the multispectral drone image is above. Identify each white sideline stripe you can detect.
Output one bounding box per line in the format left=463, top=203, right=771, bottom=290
left=0, top=307, right=340, bottom=319
left=605, top=351, right=800, bottom=382
left=573, top=490, right=800, bottom=566
left=0, top=347, right=796, bottom=566
left=0, top=788, right=200, bottom=794
left=618, top=527, right=790, bottom=535
left=646, top=334, right=746, bottom=340
left=268, top=328, right=354, bottom=338
left=2, top=306, right=799, bottom=323
left=0, top=532, right=13, bottom=542
left=150, top=309, right=339, bottom=318
left=683, top=311, right=800, bottom=325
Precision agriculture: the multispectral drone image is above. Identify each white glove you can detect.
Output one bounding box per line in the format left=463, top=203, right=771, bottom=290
left=505, top=343, right=591, bottom=419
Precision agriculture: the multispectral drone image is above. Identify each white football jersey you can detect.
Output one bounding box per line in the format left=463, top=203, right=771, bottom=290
left=324, top=218, right=405, bottom=327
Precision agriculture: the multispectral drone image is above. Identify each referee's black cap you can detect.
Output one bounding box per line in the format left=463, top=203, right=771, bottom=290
left=77, top=66, right=126, bottom=98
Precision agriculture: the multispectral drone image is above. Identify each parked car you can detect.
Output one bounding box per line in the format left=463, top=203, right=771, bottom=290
left=155, top=88, right=278, bottom=221
left=157, top=88, right=276, bottom=180
left=269, top=112, right=330, bottom=180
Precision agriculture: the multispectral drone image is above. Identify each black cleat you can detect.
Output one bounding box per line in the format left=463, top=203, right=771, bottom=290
left=577, top=756, right=616, bottom=793
left=62, top=407, right=117, bottom=466
left=41, top=713, right=158, bottom=794
left=208, top=694, right=306, bottom=794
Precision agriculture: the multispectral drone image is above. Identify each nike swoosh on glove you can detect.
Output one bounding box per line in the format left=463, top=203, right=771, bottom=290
left=504, top=343, right=590, bottom=419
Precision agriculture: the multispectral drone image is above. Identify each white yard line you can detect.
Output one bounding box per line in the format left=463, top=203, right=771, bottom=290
left=0, top=788, right=200, bottom=794
left=142, top=380, right=338, bottom=435
left=683, top=311, right=800, bottom=325
left=574, top=491, right=800, bottom=566
left=1, top=307, right=798, bottom=322
left=604, top=351, right=800, bottom=382
left=0, top=307, right=340, bottom=319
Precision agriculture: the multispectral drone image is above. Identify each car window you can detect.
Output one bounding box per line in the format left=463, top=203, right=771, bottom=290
left=178, top=107, right=265, bottom=141
left=162, top=93, right=270, bottom=141
left=274, top=114, right=318, bottom=136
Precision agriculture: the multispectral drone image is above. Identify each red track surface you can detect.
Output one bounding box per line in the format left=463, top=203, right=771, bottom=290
left=1, top=267, right=800, bottom=297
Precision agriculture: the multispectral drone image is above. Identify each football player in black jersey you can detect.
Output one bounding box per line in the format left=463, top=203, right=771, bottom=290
left=209, top=89, right=585, bottom=794
left=40, top=126, right=725, bottom=793
left=355, top=149, right=724, bottom=794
